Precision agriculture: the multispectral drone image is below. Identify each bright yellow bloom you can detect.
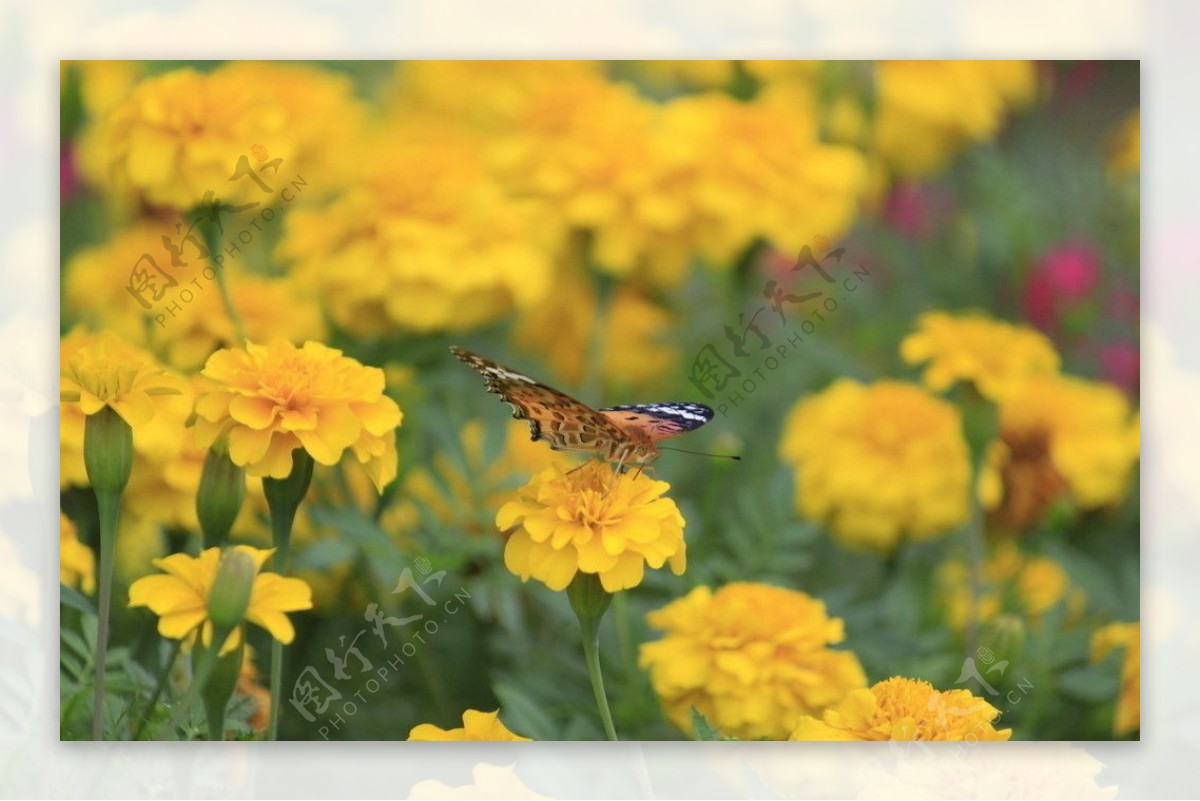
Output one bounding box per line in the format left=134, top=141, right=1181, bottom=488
left=935, top=540, right=1087, bottom=631
left=76, top=67, right=297, bottom=209
left=872, top=60, right=1037, bottom=177
left=512, top=271, right=678, bottom=393
left=128, top=545, right=312, bottom=655
left=900, top=312, right=1061, bottom=403
left=497, top=462, right=686, bottom=592
left=407, top=709, right=531, bottom=742
left=1108, top=108, right=1140, bottom=179
left=981, top=375, right=1140, bottom=530
left=67, top=60, right=143, bottom=116
left=277, top=121, right=556, bottom=334
left=1091, top=622, right=1140, bottom=736
left=64, top=225, right=327, bottom=370
left=194, top=339, right=402, bottom=491
left=790, top=676, right=1012, bottom=741
left=779, top=379, right=970, bottom=552
left=60, top=513, right=96, bottom=594
left=639, top=582, right=866, bottom=740
left=60, top=329, right=187, bottom=426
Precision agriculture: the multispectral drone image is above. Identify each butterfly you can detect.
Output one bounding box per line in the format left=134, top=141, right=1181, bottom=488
left=450, top=346, right=720, bottom=469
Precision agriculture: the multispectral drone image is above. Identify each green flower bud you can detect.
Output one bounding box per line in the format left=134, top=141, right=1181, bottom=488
left=208, top=548, right=256, bottom=634
left=197, top=444, right=246, bottom=548
left=567, top=571, right=613, bottom=630
left=83, top=405, right=133, bottom=496
left=979, top=613, right=1026, bottom=677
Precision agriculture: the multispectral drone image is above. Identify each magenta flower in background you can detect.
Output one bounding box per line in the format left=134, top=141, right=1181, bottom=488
left=1023, top=242, right=1102, bottom=332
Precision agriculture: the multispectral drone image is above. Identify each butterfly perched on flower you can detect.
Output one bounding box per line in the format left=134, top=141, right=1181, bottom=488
left=450, top=346, right=722, bottom=469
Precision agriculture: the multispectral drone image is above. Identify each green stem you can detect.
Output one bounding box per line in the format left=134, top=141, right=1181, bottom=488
left=568, top=573, right=617, bottom=741
left=203, top=217, right=246, bottom=342
left=92, top=489, right=120, bottom=740
left=162, top=628, right=230, bottom=739
left=262, top=450, right=315, bottom=741
left=131, top=638, right=184, bottom=741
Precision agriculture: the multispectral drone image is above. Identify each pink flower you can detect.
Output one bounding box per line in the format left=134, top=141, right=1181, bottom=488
left=1023, top=243, right=1101, bottom=331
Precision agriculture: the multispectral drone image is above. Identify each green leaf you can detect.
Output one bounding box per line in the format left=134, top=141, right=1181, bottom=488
left=60, top=583, right=96, bottom=616
left=492, top=680, right=559, bottom=741
left=690, top=707, right=725, bottom=741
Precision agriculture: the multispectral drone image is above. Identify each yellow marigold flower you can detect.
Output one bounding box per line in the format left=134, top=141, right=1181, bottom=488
left=981, top=374, right=1140, bottom=530
left=60, top=513, right=96, bottom=594
left=1091, top=622, right=1140, bottom=736
left=497, top=462, right=686, bottom=592
left=76, top=67, right=297, bottom=209
left=935, top=541, right=1087, bottom=631
left=194, top=339, right=401, bottom=490
left=900, top=311, right=1061, bottom=403
left=1107, top=108, right=1139, bottom=179
left=277, top=121, right=556, bottom=334
left=512, top=271, right=678, bottom=392
left=60, top=329, right=187, bottom=426
left=65, top=224, right=327, bottom=372
left=873, top=60, right=1037, bottom=177
left=128, top=545, right=312, bottom=655
left=407, top=709, right=531, bottom=742
left=68, top=59, right=143, bottom=116
left=656, top=92, right=869, bottom=275
left=779, top=379, right=970, bottom=552
left=639, top=582, right=866, bottom=740
left=790, top=676, right=1012, bottom=741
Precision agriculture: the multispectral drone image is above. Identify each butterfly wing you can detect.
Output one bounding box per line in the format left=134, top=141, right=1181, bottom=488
left=599, top=402, right=714, bottom=442
left=450, top=347, right=630, bottom=455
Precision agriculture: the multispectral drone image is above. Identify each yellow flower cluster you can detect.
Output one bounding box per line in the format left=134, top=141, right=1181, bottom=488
left=497, top=462, right=686, bottom=593
left=900, top=311, right=1061, bottom=403
left=639, top=582, right=866, bottom=740
left=128, top=545, right=313, bottom=655
left=1108, top=109, right=1140, bottom=179
left=407, top=709, right=531, bottom=742
left=276, top=122, right=557, bottom=334
left=1091, top=622, right=1140, bottom=736
left=935, top=540, right=1086, bottom=631
left=790, top=676, right=1012, bottom=741
left=194, top=339, right=402, bottom=491
left=872, top=61, right=1037, bottom=177
left=779, top=379, right=971, bottom=551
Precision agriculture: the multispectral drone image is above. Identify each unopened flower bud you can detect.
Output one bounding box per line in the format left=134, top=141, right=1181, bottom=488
left=197, top=443, right=246, bottom=547
left=208, top=548, right=256, bottom=633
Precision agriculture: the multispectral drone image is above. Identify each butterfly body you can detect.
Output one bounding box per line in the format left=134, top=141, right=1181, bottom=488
left=450, top=346, right=713, bottom=467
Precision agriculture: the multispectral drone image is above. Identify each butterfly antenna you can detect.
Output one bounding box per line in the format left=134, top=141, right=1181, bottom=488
left=657, top=446, right=742, bottom=461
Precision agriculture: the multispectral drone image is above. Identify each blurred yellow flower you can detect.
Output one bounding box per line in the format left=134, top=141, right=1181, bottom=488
left=128, top=545, right=312, bottom=655
left=1107, top=108, right=1140, bottom=179
left=497, top=462, right=686, bottom=592
left=639, top=582, right=866, bottom=740
left=65, top=226, right=327, bottom=370
left=1091, top=622, right=1140, bottom=736
left=68, top=60, right=143, bottom=117
left=936, top=540, right=1087, bottom=631
left=980, top=375, right=1140, bottom=531
left=900, top=311, right=1061, bottom=403
left=76, top=67, right=297, bottom=209
left=407, top=709, right=531, bottom=742
left=779, top=379, right=970, bottom=552
left=277, top=122, right=556, bottom=334
left=872, top=60, right=1037, bottom=177
left=790, top=676, right=1012, bottom=741
left=656, top=92, right=869, bottom=276
left=194, top=339, right=402, bottom=491
left=60, top=329, right=186, bottom=426
left=512, top=271, right=678, bottom=392
left=60, top=513, right=96, bottom=594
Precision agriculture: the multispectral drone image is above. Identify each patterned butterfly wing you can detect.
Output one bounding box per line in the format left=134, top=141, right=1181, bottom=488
left=599, top=402, right=714, bottom=442
left=450, top=347, right=631, bottom=456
